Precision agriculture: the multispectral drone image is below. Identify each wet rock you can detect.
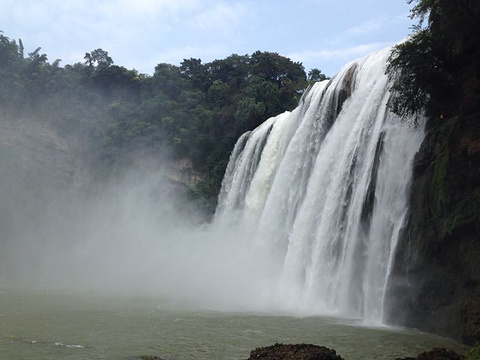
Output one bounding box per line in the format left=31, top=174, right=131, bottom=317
left=460, top=295, right=480, bottom=345
left=396, top=347, right=464, bottom=360
left=246, top=343, right=344, bottom=360
left=387, top=110, right=480, bottom=342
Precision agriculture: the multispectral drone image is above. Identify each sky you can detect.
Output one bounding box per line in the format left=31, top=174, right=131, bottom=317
left=0, top=0, right=414, bottom=77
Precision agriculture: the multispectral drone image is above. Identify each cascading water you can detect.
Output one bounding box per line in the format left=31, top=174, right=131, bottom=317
left=215, top=46, right=425, bottom=325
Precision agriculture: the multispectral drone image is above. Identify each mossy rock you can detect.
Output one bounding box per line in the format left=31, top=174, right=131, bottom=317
left=467, top=345, right=480, bottom=360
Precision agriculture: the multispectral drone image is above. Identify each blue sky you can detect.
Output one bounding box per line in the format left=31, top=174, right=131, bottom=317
left=0, top=0, right=414, bottom=77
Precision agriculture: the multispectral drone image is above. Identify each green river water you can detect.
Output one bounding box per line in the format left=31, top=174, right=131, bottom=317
left=0, top=288, right=469, bottom=360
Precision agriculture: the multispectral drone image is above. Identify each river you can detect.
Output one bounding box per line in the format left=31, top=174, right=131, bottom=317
left=0, top=288, right=468, bottom=360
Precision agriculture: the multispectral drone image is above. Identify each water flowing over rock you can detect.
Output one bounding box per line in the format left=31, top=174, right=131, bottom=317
left=215, top=47, right=424, bottom=324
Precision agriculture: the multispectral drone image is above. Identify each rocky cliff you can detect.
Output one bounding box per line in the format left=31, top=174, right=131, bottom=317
left=0, top=114, right=205, bottom=192
left=387, top=80, right=480, bottom=343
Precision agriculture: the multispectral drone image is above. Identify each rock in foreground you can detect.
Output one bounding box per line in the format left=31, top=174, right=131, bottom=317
left=396, top=347, right=464, bottom=360
left=246, top=343, right=344, bottom=360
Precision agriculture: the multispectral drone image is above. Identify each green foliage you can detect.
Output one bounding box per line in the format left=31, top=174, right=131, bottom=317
left=443, top=187, right=480, bottom=238
left=207, top=80, right=230, bottom=106
left=386, top=30, right=435, bottom=118
left=429, top=117, right=456, bottom=213
left=307, top=68, right=328, bottom=83
left=0, top=31, right=313, bottom=214
left=431, top=148, right=449, bottom=214
left=84, top=48, right=113, bottom=68
left=467, top=344, right=480, bottom=360
left=234, top=97, right=265, bottom=133
left=187, top=181, right=217, bottom=215
left=386, top=0, right=480, bottom=119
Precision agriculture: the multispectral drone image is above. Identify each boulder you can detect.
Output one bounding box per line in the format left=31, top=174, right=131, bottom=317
left=396, top=347, right=464, bottom=360
left=246, top=343, right=344, bottom=360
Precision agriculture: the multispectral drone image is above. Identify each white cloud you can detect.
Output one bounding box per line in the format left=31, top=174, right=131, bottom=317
left=190, top=2, right=248, bottom=34
left=333, top=14, right=410, bottom=45
left=344, top=19, right=383, bottom=36
left=0, top=0, right=414, bottom=76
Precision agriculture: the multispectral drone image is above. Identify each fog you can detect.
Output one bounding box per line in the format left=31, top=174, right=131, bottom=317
left=0, top=121, right=277, bottom=312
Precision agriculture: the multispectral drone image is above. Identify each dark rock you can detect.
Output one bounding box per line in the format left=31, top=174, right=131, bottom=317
left=386, top=106, right=480, bottom=342
left=460, top=296, right=480, bottom=345
left=396, top=347, right=464, bottom=360
left=246, top=343, right=344, bottom=360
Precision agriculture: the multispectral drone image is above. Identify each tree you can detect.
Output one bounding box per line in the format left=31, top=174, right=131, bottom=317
left=308, top=68, right=328, bottom=83
left=207, top=80, right=230, bottom=106
left=206, top=54, right=250, bottom=91
left=18, top=38, right=24, bottom=59
left=90, top=65, right=142, bottom=102
left=153, top=63, right=185, bottom=100
left=0, top=32, right=24, bottom=110
left=180, top=58, right=209, bottom=90
left=386, top=0, right=480, bottom=118
left=0, top=30, right=315, bottom=215
left=234, top=97, right=265, bottom=133
left=84, top=48, right=114, bottom=68
left=250, top=51, right=306, bottom=87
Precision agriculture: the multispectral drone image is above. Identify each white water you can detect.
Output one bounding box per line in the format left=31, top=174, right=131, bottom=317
left=215, top=47, right=425, bottom=324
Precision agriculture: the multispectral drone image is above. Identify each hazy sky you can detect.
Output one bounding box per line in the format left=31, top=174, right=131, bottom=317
left=0, top=0, right=414, bottom=76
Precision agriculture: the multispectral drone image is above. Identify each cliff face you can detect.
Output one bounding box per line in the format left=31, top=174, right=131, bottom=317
left=0, top=115, right=205, bottom=254
left=0, top=116, right=89, bottom=190
left=387, top=76, right=480, bottom=344
left=165, top=157, right=207, bottom=187
left=0, top=115, right=206, bottom=191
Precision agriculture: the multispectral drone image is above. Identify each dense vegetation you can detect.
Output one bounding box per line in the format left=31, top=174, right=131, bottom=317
left=0, top=30, right=327, bottom=213
left=386, top=0, right=480, bottom=119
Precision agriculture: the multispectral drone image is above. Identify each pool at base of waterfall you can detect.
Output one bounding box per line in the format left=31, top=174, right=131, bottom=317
left=0, top=288, right=468, bottom=360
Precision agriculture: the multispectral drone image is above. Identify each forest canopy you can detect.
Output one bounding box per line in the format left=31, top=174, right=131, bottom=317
left=0, top=30, right=328, bottom=212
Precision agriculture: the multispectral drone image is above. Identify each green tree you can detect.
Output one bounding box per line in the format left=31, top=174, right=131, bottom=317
left=153, top=63, right=185, bottom=100
left=0, top=33, right=24, bottom=111
left=84, top=48, right=114, bottom=68
left=180, top=58, right=209, bottom=90
left=0, top=30, right=319, bottom=216
left=386, top=0, right=480, bottom=118
left=307, top=68, right=328, bottom=83
left=234, top=97, right=265, bottom=133
left=206, top=54, right=250, bottom=91
left=207, top=80, right=230, bottom=107
left=251, top=51, right=306, bottom=87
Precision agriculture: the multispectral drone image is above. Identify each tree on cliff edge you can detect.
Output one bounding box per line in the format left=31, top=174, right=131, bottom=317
left=386, top=0, right=480, bottom=119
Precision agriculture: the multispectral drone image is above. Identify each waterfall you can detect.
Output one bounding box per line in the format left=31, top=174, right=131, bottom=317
left=215, top=46, right=425, bottom=324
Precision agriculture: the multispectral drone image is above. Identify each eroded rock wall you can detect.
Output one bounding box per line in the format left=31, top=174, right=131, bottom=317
left=387, top=97, right=480, bottom=344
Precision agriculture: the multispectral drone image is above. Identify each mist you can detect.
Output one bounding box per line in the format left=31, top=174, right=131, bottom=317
left=0, top=118, right=278, bottom=312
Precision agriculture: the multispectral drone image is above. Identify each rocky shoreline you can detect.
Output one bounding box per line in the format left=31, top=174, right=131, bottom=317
left=130, top=343, right=480, bottom=360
